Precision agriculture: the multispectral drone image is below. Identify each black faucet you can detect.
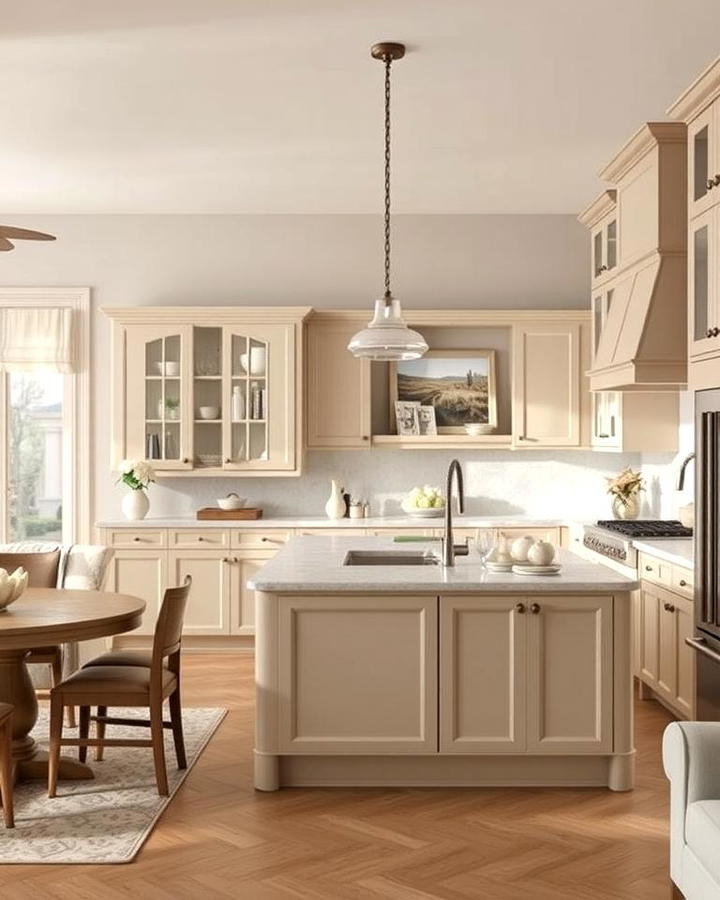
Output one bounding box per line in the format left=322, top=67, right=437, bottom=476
left=442, top=459, right=470, bottom=567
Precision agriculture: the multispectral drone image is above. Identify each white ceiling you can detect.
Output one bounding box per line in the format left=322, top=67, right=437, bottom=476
left=3, top=0, right=720, bottom=214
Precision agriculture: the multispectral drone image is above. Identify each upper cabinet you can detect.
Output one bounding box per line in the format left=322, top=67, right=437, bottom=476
left=579, top=123, right=688, bottom=392
left=305, top=314, right=371, bottom=449
left=106, top=307, right=311, bottom=476
left=668, top=57, right=720, bottom=388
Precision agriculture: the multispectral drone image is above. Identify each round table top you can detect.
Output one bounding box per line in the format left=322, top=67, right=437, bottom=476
left=0, top=588, right=146, bottom=651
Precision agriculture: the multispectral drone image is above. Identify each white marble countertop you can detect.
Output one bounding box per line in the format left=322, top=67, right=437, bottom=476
left=96, top=515, right=568, bottom=530
left=632, top=538, right=693, bottom=569
left=248, top=535, right=639, bottom=593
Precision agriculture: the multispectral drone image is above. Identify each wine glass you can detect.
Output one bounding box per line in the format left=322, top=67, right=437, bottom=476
left=475, top=529, right=494, bottom=564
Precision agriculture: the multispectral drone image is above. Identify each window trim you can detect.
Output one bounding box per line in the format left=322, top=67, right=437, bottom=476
left=0, top=288, right=91, bottom=544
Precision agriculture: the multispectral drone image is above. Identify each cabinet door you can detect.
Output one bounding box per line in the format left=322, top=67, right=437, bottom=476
left=688, top=208, right=720, bottom=357
left=218, top=324, right=296, bottom=471
left=229, top=551, right=276, bottom=636
left=675, top=595, right=696, bottom=719
left=306, top=321, right=371, bottom=448
left=513, top=323, right=580, bottom=446
left=440, top=596, right=526, bottom=752
left=106, top=550, right=166, bottom=636
left=639, top=584, right=661, bottom=689
left=526, top=595, right=613, bottom=753
left=167, top=550, right=230, bottom=636
left=277, top=594, right=437, bottom=753
left=592, top=391, right=621, bottom=449
left=591, top=214, right=618, bottom=283
left=124, top=324, right=192, bottom=470
left=688, top=104, right=717, bottom=220
left=656, top=586, right=678, bottom=703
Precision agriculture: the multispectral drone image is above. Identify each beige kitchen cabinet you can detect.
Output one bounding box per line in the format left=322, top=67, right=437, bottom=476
left=512, top=321, right=580, bottom=447
left=229, top=551, right=277, bottom=635
left=688, top=207, right=720, bottom=361
left=637, top=555, right=696, bottom=719
left=526, top=595, right=613, bottom=753
left=167, top=550, right=231, bottom=636
left=591, top=391, right=678, bottom=452
left=105, top=307, right=310, bottom=476
left=440, top=596, right=526, bottom=752
left=687, top=103, right=719, bottom=219
left=306, top=315, right=371, bottom=449
left=276, top=594, right=438, bottom=754
left=105, top=548, right=166, bottom=636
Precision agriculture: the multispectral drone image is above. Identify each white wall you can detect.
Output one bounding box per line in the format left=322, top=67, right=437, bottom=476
left=0, top=212, right=660, bottom=524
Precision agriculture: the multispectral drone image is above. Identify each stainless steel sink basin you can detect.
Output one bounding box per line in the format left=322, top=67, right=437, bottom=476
left=343, top=550, right=440, bottom=567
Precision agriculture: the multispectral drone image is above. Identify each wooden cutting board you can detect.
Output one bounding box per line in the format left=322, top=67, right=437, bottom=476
left=196, top=508, right=263, bottom=520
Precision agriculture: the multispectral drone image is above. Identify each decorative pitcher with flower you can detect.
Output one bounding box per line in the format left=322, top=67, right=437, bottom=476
left=118, top=459, right=156, bottom=520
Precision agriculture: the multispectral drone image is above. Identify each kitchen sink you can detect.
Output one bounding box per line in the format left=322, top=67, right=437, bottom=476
left=343, top=550, right=440, bottom=567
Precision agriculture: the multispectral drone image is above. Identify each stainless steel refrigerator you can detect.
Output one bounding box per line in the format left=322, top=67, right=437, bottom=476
left=693, top=389, right=720, bottom=720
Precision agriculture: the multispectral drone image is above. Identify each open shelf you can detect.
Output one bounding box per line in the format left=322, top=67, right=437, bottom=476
left=372, top=434, right=513, bottom=449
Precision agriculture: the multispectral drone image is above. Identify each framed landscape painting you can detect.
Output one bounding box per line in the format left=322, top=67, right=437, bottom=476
left=389, top=350, right=497, bottom=434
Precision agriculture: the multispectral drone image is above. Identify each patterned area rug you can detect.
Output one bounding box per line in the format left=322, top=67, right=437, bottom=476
left=0, top=707, right=226, bottom=864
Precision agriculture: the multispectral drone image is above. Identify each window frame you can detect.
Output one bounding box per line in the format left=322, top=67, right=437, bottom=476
left=0, top=288, right=91, bottom=544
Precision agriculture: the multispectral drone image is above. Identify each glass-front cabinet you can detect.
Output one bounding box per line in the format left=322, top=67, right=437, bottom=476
left=592, top=213, right=618, bottom=282
left=592, top=391, right=620, bottom=449
left=591, top=288, right=614, bottom=363
left=688, top=104, right=719, bottom=220
left=688, top=208, right=720, bottom=358
left=109, top=309, right=308, bottom=476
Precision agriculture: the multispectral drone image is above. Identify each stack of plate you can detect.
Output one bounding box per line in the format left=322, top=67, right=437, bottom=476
left=485, top=561, right=514, bottom=573
left=511, top=564, right=561, bottom=576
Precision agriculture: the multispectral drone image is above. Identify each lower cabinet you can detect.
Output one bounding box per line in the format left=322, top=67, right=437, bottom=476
left=106, top=549, right=166, bottom=636
left=276, top=594, right=438, bottom=753
left=230, top=551, right=276, bottom=635
left=167, top=550, right=231, bottom=636
left=638, top=580, right=695, bottom=719
left=440, top=594, right=613, bottom=754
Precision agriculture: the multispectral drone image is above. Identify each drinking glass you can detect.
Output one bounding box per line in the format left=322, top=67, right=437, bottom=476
left=475, top=530, right=494, bottom=564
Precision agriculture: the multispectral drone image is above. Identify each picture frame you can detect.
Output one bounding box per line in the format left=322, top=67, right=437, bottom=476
left=389, top=349, right=498, bottom=434
left=417, top=405, right=437, bottom=436
left=394, top=401, right=420, bottom=436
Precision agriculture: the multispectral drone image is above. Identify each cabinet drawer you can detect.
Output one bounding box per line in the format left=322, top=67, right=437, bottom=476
left=231, top=530, right=293, bottom=549
left=671, top=566, right=694, bottom=599
left=106, top=528, right=167, bottom=550
left=169, top=529, right=230, bottom=550
left=639, top=553, right=672, bottom=587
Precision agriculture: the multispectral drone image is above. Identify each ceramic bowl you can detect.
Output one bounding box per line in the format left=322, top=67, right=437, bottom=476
left=156, top=361, right=180, bottom=377
left=199, top=406, right=220, bottom=420
left=0, top=567, right=28, bottom=612
left=217, top=493, right=246, bottom=510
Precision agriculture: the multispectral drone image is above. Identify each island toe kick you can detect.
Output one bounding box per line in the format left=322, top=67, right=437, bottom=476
left=253, top=585, right=636, bottom=792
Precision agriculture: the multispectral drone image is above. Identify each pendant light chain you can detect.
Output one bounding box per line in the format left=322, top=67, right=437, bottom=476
left=383, top=55, right=392, bottom=301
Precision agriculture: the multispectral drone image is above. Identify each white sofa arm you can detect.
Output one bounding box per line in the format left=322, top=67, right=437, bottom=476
left=663, top=722, right=720, bottom=887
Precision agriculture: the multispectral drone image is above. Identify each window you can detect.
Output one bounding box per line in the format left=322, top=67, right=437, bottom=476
left=0, top=290, right=90, bottom=544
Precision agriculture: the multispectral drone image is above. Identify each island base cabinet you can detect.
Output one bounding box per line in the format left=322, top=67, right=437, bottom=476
left=275, top=594, right=438, bottom=754
left=230, top=551, right=276, bottom=635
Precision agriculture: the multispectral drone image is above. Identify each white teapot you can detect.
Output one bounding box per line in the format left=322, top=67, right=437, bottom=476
left=0, top=567, right=28, bottom=611
left=527, top=539, right=556, bottom=567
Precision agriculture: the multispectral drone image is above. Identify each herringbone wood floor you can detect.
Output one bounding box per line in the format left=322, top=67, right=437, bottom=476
left=0, top=654, right=676, bottom=899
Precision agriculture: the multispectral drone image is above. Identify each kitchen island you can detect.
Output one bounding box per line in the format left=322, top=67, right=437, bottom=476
left=249, top=535, right=639, bottom=793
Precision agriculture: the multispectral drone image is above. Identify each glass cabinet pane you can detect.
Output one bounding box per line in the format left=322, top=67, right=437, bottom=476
left=693, top=225, right=709, bottom=341
left=593, top=232, right=603, bottom=277
left=144, top=334, right=183, bottom=462
left=694, top=125, right=709, bottom=202
left=193, top=327, right=222, bottom=467
left=606, top=220, right=617, bottom=271
left=593, top=296, right=603, bottom=356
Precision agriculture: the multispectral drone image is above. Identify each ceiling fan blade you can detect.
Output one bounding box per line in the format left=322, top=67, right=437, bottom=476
left=0, top=237, right=15, bottom=251
left=0, top=226, right=56, bottom=242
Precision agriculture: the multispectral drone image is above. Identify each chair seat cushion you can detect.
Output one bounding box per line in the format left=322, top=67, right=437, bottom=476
left=686, top=800, right=720, bottom=884
left=56, top=665, right=176, bottom=696
left=82, top=649, right=153, bottom=669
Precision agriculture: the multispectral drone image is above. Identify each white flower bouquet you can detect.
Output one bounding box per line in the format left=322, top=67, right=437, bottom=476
left=117, top=459, right=156, bottom=491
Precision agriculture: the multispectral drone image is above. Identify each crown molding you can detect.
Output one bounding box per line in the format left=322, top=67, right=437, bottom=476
left=667, top=55, right=720, bottom=122
left=577, top=190, right=617, bottom=228
left=599, top=122, right=686, bottom=184
left=102, top=306, right=313, bottom=324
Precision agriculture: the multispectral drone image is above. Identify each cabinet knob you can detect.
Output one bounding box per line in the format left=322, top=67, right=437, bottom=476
left=530, top=603, right=541, bottom=615
left=712, top=327, right=720, bottom=337
left=362, top=436, right=369, bottom=441
left=707, top=329, right=714, bottom=338
left=224, top=457, right=231, bottom=464
left=664, top=602, right=676, bottom=613
left=515, top=602, right=526, bottom=614
left=598, top=264, right=608, bottom=273
left=133, top=536, right=140, bottom=542
left=707, top=178, right=716, bottom=190
left=182, top=457, right=189, bottom=464
left=645, top=565, right=653, bottom=572
left=197, top=536, right=204, bottom=542
left=714, top=174, right=720, bottom=186
left=679, top=579, right=687, bottom=587
left=233, top=556, right=239, bottom=563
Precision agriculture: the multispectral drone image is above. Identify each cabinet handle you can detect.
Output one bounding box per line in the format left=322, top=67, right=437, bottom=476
left=707, top=178, right=716, bottom=190
left=362, top=436, right=369, bottom=441
left=133, top=536, right=141, bottom=542
left=530, top=603, right=541, bottom=614
left=679, top=579, right=687, bottom=587
left=515, top=602, right=526, bottom=614
left=645, top=565, right=653, bottom=572
left=222, top=557, right=230, bottom=563
left=713, top=327, right=720, bottom=337
left=664, top=602, right=676, bottom=613
left=233, top=556, right=239, bottom=563
left=707, top=329, right=714, bottom=338
left=714, top=174, right=720, bottom=186
left=197, top=536, right=204, bottom=542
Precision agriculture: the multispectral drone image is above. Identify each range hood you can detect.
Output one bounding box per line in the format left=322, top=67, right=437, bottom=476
left=589, top=252, right=687, bottom=391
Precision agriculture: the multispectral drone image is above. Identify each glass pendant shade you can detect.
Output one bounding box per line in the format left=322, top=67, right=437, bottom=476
left=348, top=297, right=428, bottom=361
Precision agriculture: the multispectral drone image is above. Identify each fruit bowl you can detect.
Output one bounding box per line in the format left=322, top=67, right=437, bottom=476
left=0, top=567, right=28, bottom=612
left=402, top=485, right=445, bottom=518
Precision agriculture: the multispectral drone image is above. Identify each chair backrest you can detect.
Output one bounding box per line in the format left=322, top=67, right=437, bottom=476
left=152, top=576, right=192, bottom=665
left=0, top=549, right=61, bottom=587
left=61, top=545, right=114, bottom=591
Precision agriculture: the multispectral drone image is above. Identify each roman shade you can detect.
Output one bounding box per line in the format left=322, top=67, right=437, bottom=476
left=0, top=307, right=76, bottom=373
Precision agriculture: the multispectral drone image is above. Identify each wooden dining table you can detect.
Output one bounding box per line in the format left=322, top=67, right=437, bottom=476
left=0, top=587, right=145, bottom=782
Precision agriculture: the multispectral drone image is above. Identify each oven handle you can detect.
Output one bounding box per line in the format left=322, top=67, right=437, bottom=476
left=686, top=636, right=720, bottom=665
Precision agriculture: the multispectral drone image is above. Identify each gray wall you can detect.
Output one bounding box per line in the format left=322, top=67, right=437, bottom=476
left=0, top=212, right=639, bottom=524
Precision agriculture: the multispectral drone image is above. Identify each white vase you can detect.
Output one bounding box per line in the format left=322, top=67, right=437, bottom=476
left=121, top=489, right=150, bottom=521
left=324, top=479, right=346, bottom=520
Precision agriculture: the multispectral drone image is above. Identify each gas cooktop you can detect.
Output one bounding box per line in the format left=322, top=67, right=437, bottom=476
left=595, top=520, right=693, bottom=538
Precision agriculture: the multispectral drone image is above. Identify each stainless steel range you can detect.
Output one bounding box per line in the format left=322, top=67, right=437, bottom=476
left=582, top=520, right=693, bottom=570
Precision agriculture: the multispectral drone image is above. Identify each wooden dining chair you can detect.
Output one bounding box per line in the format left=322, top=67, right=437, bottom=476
left=48, top=576, right=192, bottom=798
left=0, top=703, right=15, bottom=828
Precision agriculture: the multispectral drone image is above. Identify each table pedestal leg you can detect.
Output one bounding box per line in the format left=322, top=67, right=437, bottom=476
left=0, top=649, right=94, bottom=781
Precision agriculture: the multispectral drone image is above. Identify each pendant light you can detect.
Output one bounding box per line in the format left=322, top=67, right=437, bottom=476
left=348, top=42, right=428, bottom=361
